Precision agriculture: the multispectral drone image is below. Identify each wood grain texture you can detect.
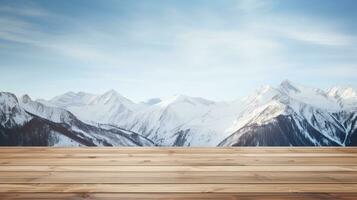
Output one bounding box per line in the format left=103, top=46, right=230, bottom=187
left=2, top=156, right=357, bottom=166
left=1, top=171, right=357, bottom=183
left=0, top=147, right=356, bottom=199
left=2, top=193, right=357, bottom=200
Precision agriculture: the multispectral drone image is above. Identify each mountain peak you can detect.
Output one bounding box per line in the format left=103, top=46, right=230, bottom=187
left=100, top=89, right=127, bottom=100
left=0, top=92, right=31, bottom=127
left=103, top=89, right=118, bottom=95
left=258, top=84, right=274, bottom=93
left=327, top=86, right=357, bottom=99
left=77, top=91, right=92, bottom=96
left=89, top=89, right=135, bottom=108
left=20, top=94, right=32, bottom=103
left=172, top=94, right=189, bottom=101
left=62, top=91, right=77, bottom=96
left=158, top=94, right=214, bottom=107
left=53, top=91, right=95, bottom=99
left=279, top=79, right=300, bottom=93
left=0, top=92, right=19, bottom=104
left=48, top=91, right=97, bottom=108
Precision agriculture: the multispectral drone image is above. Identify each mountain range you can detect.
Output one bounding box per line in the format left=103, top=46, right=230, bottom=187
left=1, top=80, right=356, bottom=146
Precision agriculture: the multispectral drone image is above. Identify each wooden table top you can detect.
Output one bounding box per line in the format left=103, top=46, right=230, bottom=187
left=0, top=147, right=356, bottom=199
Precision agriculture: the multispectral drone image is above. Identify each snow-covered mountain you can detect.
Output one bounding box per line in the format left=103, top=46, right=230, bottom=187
left=0, top=92, right=155, bottom=147
left=219, top=80, right=357, bottom=146
left=327, top=86, right=357, bottom=109
left=0, top=92, right=32, bottom=128
left=118, top=95, right=243, bottom=146
left=2, top=80, right=357, bottom=146
left=44, top=90, right=142, bottom=125
left=39, top=91, right=97, bottom=108
left=43, top=92, right=244, bottom=146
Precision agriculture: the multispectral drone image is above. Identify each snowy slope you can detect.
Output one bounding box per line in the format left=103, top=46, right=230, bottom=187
left=35, top=80, right=357, bottom=147
left=20, top=94, right=75, bottom=124
left=41, top=91, right=97, bottom=108
left=0, top=92, right=77, bottom=146
left=327, top=86, right=357, bottom=110
left=41, top=92, right=245, bottom=146
left=117, top=95, right=244, bottom=146
left=278, top=80, right=340, bottom=110
left=45, top=90, right=141, bottom=125
left=219, top=81, right=357, bottom=146
left=0, top=92, right=32, bottom=128
left=0, top=92, right=155, bottom=147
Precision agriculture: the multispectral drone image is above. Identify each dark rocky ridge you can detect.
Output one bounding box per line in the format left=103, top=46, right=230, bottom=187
left=219, top=112, right=357, bottom=147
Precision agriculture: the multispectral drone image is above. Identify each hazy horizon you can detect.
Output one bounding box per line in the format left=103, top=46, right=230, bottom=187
left=1, top=0, right=357, bottom=101
left=3, top=79, right=356, bottom=104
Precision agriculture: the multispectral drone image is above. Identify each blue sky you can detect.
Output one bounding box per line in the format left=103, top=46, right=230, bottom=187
left=0, top=0, right=356, bottom=101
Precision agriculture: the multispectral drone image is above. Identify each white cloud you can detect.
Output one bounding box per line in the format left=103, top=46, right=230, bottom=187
left=174, top=29, right=283, bottom=68
left=236, top=0, right=272, bottom=12
left=253, top=17, right=356, bottom=46
left=0, top=17, right=123, bottom=68
left=0, top=17, right=41, bottom=44
left=0, top=1, right=356, bottom=101
left=275, top=25, right=353, bottom=46
left=304, top=64, right=357, bottom=78
left=0, top=5, right=49, bottom=17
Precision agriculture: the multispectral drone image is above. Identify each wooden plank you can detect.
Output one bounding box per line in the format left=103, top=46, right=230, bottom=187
left=0, top=147, right=356, bottom=198
left=0, top=165, right=356, bottom=172
left=1, top=193, right=357, bottom=200
left=1, top=171, right=356, bottom=183
left=1, top=153, right=356, bottom=158
left=1, top=156, right=357, bottom=165
left=0, top=147, right=356, bottom=154
left=1, top=183, right=357, bottom=193
left=0, top=152, right=357, bottom=159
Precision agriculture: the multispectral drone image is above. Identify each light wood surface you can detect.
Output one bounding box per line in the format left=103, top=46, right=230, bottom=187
left=0, top=147, right=356, bottom=199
